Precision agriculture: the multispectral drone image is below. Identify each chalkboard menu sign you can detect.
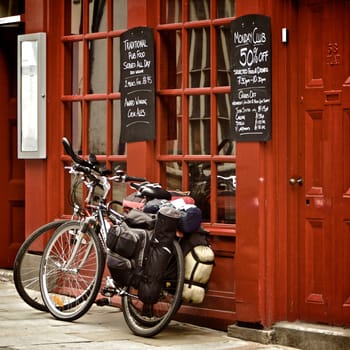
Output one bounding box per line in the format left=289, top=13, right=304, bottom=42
left=230, top=15, right=272, bottom=141
left=120, top=27, right=155, bottom=143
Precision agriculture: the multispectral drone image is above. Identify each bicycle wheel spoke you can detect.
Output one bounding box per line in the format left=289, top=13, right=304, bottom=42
left=121, top=240, right=184, bottom=337
left=40, top=221, right=105, bottom=321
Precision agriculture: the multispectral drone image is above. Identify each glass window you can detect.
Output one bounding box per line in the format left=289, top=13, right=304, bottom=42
left=216, top=162, right=236, bottom=223
left=188, top=28, right=210, bottom=88
left=89, top=39, right=107, bottom=94
left=189, top=94, right=211, bottom=155
left=88, top=100, right=107, bottom=154
left=63, top=0, right=127, bottom=213
left=189, top=0, right=210, bottom=21
left=217, top=0, right=235, bottom=18
left=161, top=0, right=182, bottom=23
left=217, top=25, right=231, bottom=86
left=89, top=0, right=107, bottom=33
left=159, top=0, right=236, bottom=224
left=113, top=0, right=128, bottom=30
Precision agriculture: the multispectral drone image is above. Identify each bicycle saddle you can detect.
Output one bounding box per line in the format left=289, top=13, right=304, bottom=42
left=132, top=182, right=172, bottom=200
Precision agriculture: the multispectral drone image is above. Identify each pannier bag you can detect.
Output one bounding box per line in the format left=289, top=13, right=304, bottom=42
left=137, top=206, right=181, bottom=304
left=124, top=208, right=156, bottom=230
left=106, top=220, right=151, bottom=288
left=181, top=229, right=215, bottom=304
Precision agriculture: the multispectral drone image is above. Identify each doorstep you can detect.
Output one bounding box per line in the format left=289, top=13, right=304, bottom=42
left=228, top=321, right=350, bottom=350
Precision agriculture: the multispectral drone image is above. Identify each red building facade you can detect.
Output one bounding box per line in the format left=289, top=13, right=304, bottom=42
left=0, top=0, right=349, bottom=331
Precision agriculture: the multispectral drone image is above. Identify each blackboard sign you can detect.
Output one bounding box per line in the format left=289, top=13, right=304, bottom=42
left=230, top=15, right=272, bottom=141
left=120, top=27, right=155, bottom=143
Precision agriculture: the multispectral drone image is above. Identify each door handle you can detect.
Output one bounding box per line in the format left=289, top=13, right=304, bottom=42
left=289, top=177, right=303, bottom=186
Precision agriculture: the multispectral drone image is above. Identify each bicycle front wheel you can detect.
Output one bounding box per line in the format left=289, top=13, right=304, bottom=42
left=13, top=219, right=72, bottom=311
left=39, top=221, right=105, bottom=321
left=121, top=239, right=184, bottom=337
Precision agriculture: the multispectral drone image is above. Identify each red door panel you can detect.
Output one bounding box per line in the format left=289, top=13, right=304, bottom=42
left=293, top=0, right=350, bottom=325
left=0, top=27, right=25, bottom=268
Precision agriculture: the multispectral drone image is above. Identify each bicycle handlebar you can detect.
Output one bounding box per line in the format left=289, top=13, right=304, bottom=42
left=63, top=137, right=147, bottom=185
left=62, top=137, right=94, bottom=170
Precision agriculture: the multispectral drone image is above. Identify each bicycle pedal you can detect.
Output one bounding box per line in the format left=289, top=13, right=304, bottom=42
left=101, top=286, right=116, bottom=298
left=95, top=298, right=110, bottom=306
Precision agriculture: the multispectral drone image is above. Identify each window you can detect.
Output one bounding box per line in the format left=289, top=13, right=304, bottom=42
left=157, top=0, right=236, bottom=224
left=62, top=0, right=128, bottom=208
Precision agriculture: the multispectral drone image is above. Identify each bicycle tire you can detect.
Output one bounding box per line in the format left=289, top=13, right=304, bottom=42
left=121, top=239, right=184, bottom=337
left=39, top=221, right=105, bottom=321
left=13, top=219, right=72, bottom=311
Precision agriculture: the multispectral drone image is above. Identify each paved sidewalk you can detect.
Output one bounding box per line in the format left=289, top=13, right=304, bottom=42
left=0, top=270, right=299, bottom=350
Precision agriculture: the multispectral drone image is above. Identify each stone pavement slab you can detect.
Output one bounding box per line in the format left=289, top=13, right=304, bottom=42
left=0, top=274, right=298, bottom=350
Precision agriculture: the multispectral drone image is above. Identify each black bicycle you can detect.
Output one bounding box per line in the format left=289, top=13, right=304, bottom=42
left=38, top=137, right=185, bottom=337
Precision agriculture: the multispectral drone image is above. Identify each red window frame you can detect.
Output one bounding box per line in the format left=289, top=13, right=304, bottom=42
left=155, top=1, right=236, bottom=234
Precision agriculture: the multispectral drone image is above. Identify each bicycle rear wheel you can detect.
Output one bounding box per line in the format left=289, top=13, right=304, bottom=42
left=121, top=239, right=184, bottom=337
left=39, top=221, right=105, bottom=321
left=13, top=219, right=72, bottom=311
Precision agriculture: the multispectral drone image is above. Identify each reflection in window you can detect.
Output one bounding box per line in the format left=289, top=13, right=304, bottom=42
left=161, top=0, right=182, bottom=23
left=189, top=0, right=210, bottom=20
left=159, top=95, right=182, bottom=155
left=89, top=0, right=107, bottom=33
left=70, top=0, right=107, bottom=34
left=189, top=95, right=210, bottom=155
left=89, top=101, right=106, bottom=154
left=70, top=41, right=83, bottom=95
left=217, top=0, right=235, bottom=18
left=165, top=161, right=183, bottom=191
left=216, top=162, right=236, bottom=223
left=159, top=30, right=182, bottom=89
left=188, top=161, right=211, bottom=221
left=89, top=39, right=107, bottom=94
left=217, top=25, right=231, bottom=87
left=111, top=162, right=127, bottom=203
left=217, top=93, right=235, bottom=155
left=113, top=100, right=126, bottom=155
left=71, top=101, right=82, bottom=153
left=188, top=28, right=210, bottom=88
left=113, top=37, right=121, bottom=92
left=113, top=0, right=127, bottom=30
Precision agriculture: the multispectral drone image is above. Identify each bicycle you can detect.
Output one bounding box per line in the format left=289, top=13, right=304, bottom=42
left=13, top=169, right=91, bottom=312
left=39, top=137, right=185, bottom=337
left=13, top=219, right=75, bottom=311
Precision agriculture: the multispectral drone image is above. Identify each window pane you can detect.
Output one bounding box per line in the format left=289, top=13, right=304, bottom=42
left=160, top=0, right=182, bottom=23
left=71, top=0, right=82, bottom=34
left=89, top=101, right=106, bottom=154
left=165, top=161, right=183, bottom=191
left=71, top=101, right=83, bottom=153
left=188, top=161, right=211, bottom=222
left=216, top=162, right=236, bottom=223
left=113, top=37, right=121, bottom=92
left=113, top=0, right=127, bottom=30
left=188, top=28, right=210, bottom=88
left=89, top=39, right=107, bottom=94
left=69, top=41, right=83, bottom=95
left=189, top=95, right=210, bottom=155
left=189, top=0, right=210, bottom=21
left=111, top=162, right=127, bottom=203
left=159, top=95, right=182, bottom=155
left=217, top=0, right=235, bottom=18
left=217, top=25, right=231, bottom=87
left=113, top=100, right=126, bottom=155
left=159, top=30, right=182, bottom=89
left=217, top=93, right=235, bottom=155
left=89, top=0, right=107, bottom=33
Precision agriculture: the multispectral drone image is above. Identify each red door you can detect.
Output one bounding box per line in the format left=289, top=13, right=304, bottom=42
left=290, top=0, right=350, bottom=325
left=0, top=26, right=25, bottom=268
